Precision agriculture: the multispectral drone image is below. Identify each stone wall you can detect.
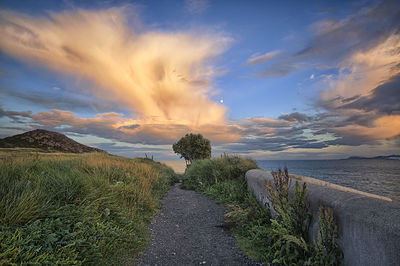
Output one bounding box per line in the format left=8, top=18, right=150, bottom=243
left=246, top=169, right=400, bottom=266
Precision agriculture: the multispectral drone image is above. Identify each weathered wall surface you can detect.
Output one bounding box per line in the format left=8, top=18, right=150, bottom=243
left=246, top=169, right=400, bottom=266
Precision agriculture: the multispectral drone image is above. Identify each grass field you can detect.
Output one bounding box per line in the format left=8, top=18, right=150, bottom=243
left=0, top=148, right=177, bottom=265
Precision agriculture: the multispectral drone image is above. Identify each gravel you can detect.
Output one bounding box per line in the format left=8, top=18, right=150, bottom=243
left=136, top=183, right=260, bottom=266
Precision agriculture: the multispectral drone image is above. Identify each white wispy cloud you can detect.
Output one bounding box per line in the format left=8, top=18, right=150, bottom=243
left=246, top=50, right=281, bottom=65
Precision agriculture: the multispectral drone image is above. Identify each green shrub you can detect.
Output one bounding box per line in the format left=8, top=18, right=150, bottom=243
left=182, top=160, right=343, bottom=265
left=182, top=155, right=257, bottom=190
left=203, top=179, right=249, bottom=205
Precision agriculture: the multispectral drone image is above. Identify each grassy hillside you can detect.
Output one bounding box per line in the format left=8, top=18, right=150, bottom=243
left=0, top=129, right=103, bottom=153
left=0, top=149, right=177, bottom=265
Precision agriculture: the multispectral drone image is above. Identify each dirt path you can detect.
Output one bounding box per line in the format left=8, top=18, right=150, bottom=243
left=137, top=183, right=259, bottom=266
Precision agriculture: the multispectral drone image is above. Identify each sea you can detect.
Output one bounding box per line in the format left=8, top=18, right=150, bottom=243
left=256, top=159, right=400, bottom=201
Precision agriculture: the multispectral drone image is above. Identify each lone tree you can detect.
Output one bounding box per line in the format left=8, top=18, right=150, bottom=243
left=172, top=133, right=211, bottom=166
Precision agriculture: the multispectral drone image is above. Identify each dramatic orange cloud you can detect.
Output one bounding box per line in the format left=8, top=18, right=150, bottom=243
left=0, top=7, right=229, bottom=128
left=321, top=34, right=400, bottom=103
left=333, top=115, right=400, bottom=141
left=318, top=33, right=400, bottom=142
left=28, top=109, right=240, bottom=144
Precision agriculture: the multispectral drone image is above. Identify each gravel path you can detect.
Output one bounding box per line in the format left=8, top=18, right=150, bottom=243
left=137, top=183, right=259, bottom=266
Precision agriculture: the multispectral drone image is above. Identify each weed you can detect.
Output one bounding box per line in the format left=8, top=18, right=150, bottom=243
left=306, top=207, right=343, bottom=265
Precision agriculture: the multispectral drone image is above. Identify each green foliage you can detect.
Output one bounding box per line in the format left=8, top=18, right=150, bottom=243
left=182, top=155, right=258, bottom=190
left=172, top=133, right=211, bottom=165
left=0, top=151, right=177, bottom=265
left=0, top=224, right=80, bottom=265
left=265, top=169, right=343, bottom=265
left=183, top=161, right=343, bottom=265
left=306, top=207, right=343, bottom=266
left=265, top=169, right=310, bottom=239
left=266, top=173, right=311, bottom=265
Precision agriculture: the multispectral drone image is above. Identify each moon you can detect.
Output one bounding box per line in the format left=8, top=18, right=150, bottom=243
left=220, top=99, right=224, bottom=104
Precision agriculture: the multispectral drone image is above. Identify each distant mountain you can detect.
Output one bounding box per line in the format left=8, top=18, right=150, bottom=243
left=0, top=129, right=104, bottom=153
left=346, top=155, right=400, bottom=160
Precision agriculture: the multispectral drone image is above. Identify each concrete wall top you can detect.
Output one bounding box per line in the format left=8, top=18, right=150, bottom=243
left=246, top=169, right=400, bottom=266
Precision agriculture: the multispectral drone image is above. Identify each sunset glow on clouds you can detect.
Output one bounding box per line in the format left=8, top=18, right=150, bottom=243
left=0, top=7, right=228, bottom=126
left=0, top=0, right=399, bottom=159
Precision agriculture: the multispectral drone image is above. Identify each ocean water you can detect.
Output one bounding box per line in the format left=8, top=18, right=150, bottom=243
left=256, top=159, right=400, bottom=201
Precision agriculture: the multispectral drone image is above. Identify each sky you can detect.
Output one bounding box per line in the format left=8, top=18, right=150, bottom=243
left=0, top=0, right=399, bottom=160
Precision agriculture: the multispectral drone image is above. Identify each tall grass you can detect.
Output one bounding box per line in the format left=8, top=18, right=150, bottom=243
left=0, top=150, right=177, bottom=265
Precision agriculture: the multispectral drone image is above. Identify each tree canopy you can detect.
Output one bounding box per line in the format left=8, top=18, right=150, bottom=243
left=172, top=133, right=211, bottom=166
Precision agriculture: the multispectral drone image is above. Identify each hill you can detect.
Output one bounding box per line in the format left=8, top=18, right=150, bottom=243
left=0, top=129, right=103, bottom=153
left=346, top=155, right=400, bottom=160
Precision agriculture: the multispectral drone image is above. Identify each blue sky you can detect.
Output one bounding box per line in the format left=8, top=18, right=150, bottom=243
left=1, top=0, right=399, bottom=159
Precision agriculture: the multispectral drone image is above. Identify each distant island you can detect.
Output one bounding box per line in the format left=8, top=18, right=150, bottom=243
left=346, top=155, right=400, bottom=160
left=0, top=129, right=104, bottom=153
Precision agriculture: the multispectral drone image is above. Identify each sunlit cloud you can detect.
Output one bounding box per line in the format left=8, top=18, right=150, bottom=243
left=0, top=7, right=229, bottom=127
left=0, top=107, right=241, bottom=145
left=333, top=115, right=400, bottom=141
left=320, top=34, right=400, bottom=104
left=317, top=33, right=400, bottom=143
left=248, top=0, right=400, bottom=147
left=1, top=1, right=399, bottom=158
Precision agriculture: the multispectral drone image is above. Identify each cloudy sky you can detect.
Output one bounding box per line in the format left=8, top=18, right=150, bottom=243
left=0, top=0, right=399, bottom=160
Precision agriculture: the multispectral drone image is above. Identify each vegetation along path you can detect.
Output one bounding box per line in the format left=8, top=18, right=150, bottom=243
left=137, top=183, right=259, bottom=266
